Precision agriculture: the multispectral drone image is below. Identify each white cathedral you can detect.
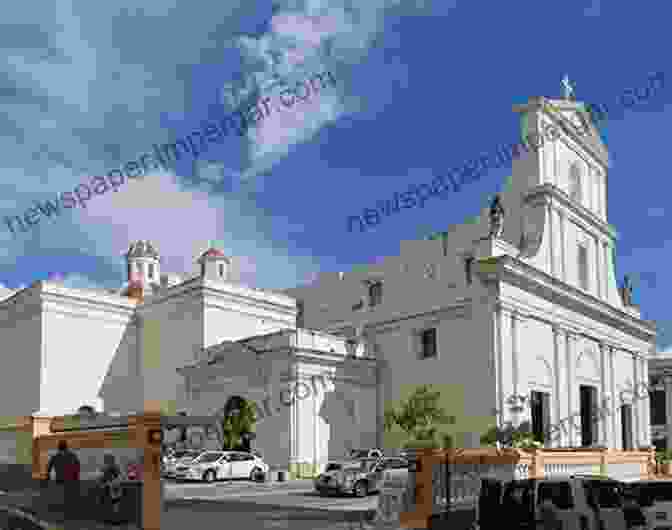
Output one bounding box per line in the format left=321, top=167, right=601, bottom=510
left=0, top=88, right=656, bottom=476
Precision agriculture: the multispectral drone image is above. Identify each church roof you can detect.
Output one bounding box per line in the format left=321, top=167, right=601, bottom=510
left=125, top=240, right=160, bottom=260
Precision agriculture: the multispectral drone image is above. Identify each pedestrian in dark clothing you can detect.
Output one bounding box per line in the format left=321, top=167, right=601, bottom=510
left=97, top=454, right=123, bottom=517
left=46, top=440, right=80, bottom=517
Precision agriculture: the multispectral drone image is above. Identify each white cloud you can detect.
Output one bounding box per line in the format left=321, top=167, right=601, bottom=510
left=648, top=207, right=666, bottom=218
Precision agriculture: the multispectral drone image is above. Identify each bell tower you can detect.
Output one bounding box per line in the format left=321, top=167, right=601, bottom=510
left=197, top=247, right=231, bottom=281
left=124, top=240, right=161, bottom=288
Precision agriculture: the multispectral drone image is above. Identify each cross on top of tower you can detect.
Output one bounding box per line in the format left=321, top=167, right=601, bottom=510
left=562, top=74, right=576, bottom=100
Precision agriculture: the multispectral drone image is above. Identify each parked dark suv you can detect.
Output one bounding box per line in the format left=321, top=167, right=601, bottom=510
left=477, top=475, right=628, bottom=530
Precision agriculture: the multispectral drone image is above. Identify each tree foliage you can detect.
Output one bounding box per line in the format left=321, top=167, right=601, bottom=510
left=384, top=385, right=454, bottom=449
left=480, top=420, right=541, bottom=448
left=220, top=397, right=257, bottom=450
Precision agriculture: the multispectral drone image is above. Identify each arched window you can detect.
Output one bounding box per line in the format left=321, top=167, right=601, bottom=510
left=569, top=162, right=582, bottom=203
left=368, top=281, right=383, bottom=307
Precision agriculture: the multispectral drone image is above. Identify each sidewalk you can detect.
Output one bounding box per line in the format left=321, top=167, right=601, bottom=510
left=0, top=484, right=140, bottom=530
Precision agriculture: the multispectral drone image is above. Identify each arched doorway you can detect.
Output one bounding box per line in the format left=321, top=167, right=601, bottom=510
left=221, top=396, right=256, bottom=452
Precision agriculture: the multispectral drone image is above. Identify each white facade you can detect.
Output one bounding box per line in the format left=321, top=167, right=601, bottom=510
left=177, top=328, right=378, bottom=472
left=0, top=246, right=298, bottom=419
left=287, top=95, right=656, bottom=451
left=0, top=244, right=371, bottom=473
left=0, top=92, right=657, bottom=475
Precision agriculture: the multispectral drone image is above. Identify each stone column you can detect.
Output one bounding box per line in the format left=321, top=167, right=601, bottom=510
left=664, top=373, right=672, bottom=449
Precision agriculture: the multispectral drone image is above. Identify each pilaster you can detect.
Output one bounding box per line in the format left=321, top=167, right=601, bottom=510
left=664, top=372, right=672, bottom=448
left=565, top=331, right=578, bottom=446
left=640, top=356, right=651, bottom=447
left=552, top=325, right=567, bottom=447
left=595, top=235, right=603, bottom=300
left=494, top=303, right=504, bottom=430
left=599, top=343, right=611, bottom=447
left=547, top=203, right=555, bottom=276
left=609, top=346, right=618, bottom=449
left=558, top=211, right=567, bottom=282
left=633, top=356, right=641, bottom=447
left=497, top=305, right=515, bottom=425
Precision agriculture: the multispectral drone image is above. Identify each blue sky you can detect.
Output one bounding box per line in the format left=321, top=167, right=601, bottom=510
left=1, top=1, right=671, bottom=347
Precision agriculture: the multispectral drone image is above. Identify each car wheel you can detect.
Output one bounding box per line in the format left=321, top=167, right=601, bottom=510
left=203, top=470, right=216, bottom=483
left=354, top=480, right=368, bottom=497
left=249, top=467, right=265, bottom=482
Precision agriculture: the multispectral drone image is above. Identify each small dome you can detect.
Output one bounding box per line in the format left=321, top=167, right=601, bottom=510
left=125, top=240, right=160, bottom=260
left=197, top=248, right=230, bottom=262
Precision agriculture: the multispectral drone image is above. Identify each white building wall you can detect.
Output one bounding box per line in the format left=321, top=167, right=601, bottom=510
left=373, top=299, right=494, bottom=449
left=98, top=325, right=141, bottom=415
left=136, top=293, right=204, bottom=413
left=202, top=282, right=296, bottom=352
left=39, top=286, right=135, bottom=416
left=0, top=291, right=42, bottom=418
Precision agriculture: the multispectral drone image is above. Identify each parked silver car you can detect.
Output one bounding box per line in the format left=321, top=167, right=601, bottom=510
left=314, top=457, right=408, bottom=497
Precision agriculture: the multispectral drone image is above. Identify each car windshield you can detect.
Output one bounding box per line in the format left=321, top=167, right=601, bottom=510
left=174, top=451, right=200, bottom=459
left=195, top=453, right=222, bottom=463
left=637, top=483, right=672, bottom=502
left=537, top=482, right=575, bottom=509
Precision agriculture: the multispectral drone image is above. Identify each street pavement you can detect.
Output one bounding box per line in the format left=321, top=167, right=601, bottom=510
left=164, top=477, right=378, bottom=511
left=0, top=479, right=390, bottom=530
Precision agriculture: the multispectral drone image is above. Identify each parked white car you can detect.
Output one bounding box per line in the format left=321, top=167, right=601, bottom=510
left=173, top=451, right=269, bottom=483
left=162, top=449, right=203, bottom=478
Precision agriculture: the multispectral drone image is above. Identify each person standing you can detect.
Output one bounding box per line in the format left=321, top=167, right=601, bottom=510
left=46, top=440, right=80, bottom=517
left=97, top=454, right=124, bottom=521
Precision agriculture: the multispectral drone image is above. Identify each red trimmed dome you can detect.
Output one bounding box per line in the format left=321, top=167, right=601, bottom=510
left=201, top=248, right=226, bottom=258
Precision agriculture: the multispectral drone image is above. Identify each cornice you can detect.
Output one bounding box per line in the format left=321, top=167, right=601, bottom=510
left=200, top=286, right=297, bottom=317
left=481, top=256, right=655, bottom=343
left=353, top=300, right=472, bottom=334
left=294, top=348, right=379, bottom=365
left=0, top=287, right=137, bottom=326
left=497, top=295, right=648, bottom=356
left=41, top=283, right=136, bottom=310
left=41, top=304, right=135, bottom=326
left=524, top=184, right=616, bottom=241
left=202, top=278, right=296, bottom=307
